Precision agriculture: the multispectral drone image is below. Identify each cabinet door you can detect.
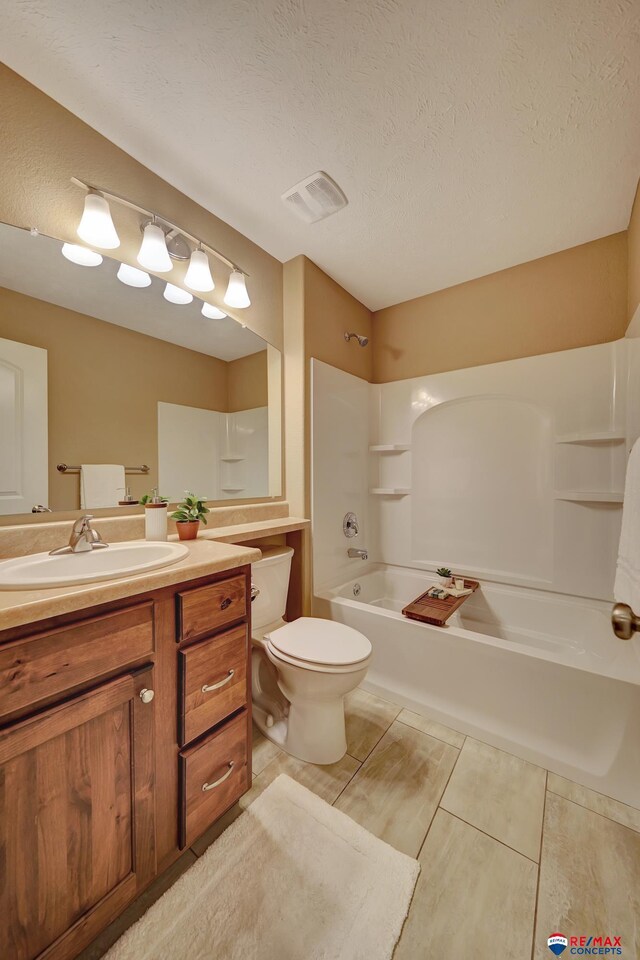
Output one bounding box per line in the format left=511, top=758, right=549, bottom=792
left=0, top=669, right=156, bottom=960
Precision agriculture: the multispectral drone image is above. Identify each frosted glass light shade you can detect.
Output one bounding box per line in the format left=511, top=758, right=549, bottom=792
left=61, top=243, right=103, bottom=266
left=164, top=283, right=193, bottom=305
left=184, top=249, right=215, bottom=292
left=76, top=193, right=120, bottom=249
left=117, top=263, right=151, bottom=287
left=201, top=302, right=227, bottom=320
left=224, top=270, right=250, bottom=308
left=137, top=222, right=172, bottom=272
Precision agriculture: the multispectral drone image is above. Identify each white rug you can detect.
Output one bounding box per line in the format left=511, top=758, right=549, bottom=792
left=105, top=774, right=420, bottom=960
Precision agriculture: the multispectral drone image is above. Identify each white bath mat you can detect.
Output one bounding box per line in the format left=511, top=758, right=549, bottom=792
left=104, top=774, right=420, bottom=960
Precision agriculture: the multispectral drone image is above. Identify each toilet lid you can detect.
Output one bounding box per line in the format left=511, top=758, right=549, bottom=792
left=267, top=617, right=371, bottom=667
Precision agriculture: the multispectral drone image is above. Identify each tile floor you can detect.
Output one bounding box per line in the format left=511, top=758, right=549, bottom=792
left=79, top=687, right=640, bottom=960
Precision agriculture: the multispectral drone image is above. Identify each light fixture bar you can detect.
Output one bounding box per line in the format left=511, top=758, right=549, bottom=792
left=70, top=177, right=249, bottom=277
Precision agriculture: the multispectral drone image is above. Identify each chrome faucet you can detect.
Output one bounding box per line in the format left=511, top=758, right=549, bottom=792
left=49, top=515, right=109, bottom=555
left=348, top=547, right=368, bottom=560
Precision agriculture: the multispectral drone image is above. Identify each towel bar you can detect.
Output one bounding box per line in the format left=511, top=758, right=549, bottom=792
left=57, top=463, right=150, bottom=474
left=611, top=602, right=639, bottom=640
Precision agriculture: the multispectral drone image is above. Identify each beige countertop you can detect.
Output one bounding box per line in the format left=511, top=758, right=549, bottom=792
left=0, top=539, right=262, bottom=632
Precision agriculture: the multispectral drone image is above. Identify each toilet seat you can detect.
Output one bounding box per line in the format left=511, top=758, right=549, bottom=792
left=266, top=617, right=371, bottom=673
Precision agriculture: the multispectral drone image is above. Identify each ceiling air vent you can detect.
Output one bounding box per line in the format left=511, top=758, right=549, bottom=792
left=281, top=171, right=348, bottom=224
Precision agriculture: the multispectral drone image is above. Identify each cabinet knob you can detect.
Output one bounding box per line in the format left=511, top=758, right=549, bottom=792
left=220, top=597, right=232, bottom=610
left=139, top=688, right=155, bottom=704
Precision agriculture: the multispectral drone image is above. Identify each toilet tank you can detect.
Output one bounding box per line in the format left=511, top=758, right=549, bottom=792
left=251, top=546, right=294, bottom=631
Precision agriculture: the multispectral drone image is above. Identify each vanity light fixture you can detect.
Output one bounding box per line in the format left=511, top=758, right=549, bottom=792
left=61, top=243, right=103, bottom=266
left=164, top=282, right=193, bottom=305
left=184, top=248, right=215, bottom=292
left=137, top=221, right=173, bottom=273
left=76, top=192, right=120, bottom=249
left=201, top=302, right=227, bottom=320
left=224, top=270, right=251, bottom=309
left=117, top=263, right=152, bottom=288
left=70, top=178, right=252, bottom=309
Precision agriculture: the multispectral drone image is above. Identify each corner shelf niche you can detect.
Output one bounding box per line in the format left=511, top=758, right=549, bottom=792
left=553, top=490, right=623, bottom=503
left=369, top=444, right=411, bottom=453
left=369, top=487, right=411, bottom=496
left=555, top=431, right=625, bottom=444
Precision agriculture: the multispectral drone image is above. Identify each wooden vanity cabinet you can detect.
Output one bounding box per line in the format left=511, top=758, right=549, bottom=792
left=0, top=668, right=155, bottom=960
left=0, top=563, right=252, bottom=960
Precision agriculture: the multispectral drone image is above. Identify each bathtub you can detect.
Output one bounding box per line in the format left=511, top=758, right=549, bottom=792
left=315, top=565, right=640, bottom=807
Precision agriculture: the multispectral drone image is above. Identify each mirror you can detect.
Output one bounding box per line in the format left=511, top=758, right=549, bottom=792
left=0, top=222, right=282, bottom=519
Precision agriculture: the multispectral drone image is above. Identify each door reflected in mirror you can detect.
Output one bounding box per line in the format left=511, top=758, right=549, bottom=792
left=0, top=223, right=282, bottom=518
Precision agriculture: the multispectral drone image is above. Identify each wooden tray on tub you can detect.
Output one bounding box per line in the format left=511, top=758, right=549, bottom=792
left=402, top=579, right=480, bottom=627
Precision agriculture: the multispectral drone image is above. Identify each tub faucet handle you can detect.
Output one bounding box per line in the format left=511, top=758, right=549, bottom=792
left=343, top=512, right=359, bottom=538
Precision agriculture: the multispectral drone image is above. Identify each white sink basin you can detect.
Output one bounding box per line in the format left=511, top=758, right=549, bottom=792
left=0, top=540, right=190, bottom=589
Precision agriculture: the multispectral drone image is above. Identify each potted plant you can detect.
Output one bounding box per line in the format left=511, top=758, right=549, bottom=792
left=436, top=567, right=453, bottom=587
left=170, top=491, right=210, bottom=540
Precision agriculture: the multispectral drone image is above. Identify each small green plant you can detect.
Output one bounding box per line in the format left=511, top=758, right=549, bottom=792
left=436, top=567, right=452, bottom=578
left=140, top=492, right=169, bottom=505
left=170, top=491, right=210, bottom=525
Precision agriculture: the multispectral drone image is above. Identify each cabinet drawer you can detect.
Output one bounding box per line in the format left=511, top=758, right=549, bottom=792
left=176, top=574, right=246, bottom=644
left=179, top=710, right=249, bottom=848
left=0, top=603, right=154, bottom=722
left=179, top=625, right=248, bottom=746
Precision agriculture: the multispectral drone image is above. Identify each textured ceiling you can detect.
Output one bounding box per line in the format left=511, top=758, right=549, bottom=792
left=1, top=0, right=640, bottom=310
left=0, top=225, right=267, bottom=361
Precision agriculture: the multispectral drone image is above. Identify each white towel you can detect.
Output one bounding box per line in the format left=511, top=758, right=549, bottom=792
left=614, top=439, right=640, bottom=610
left=80, top=464, right=126, bottom=509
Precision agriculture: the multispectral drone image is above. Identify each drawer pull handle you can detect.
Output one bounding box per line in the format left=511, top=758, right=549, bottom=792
left=202, top=762, right=234, bottom=792
left=201, top=669, right=235, bottom=694
left=220, top=597, right=232, bottom=610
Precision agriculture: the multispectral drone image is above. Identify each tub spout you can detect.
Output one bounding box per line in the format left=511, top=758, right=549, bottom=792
left=348, top=548, right=368, bottom=560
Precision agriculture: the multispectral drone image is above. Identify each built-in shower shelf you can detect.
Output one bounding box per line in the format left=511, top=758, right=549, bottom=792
left=554, top=431, right=625, bottom=444
left=369, top=444, right=411, bottom=452
left=220, top=454, right=245, bottom=462
left=369, top=487, right=411, bottom=496
left=554, top=490, right=624, bottom=503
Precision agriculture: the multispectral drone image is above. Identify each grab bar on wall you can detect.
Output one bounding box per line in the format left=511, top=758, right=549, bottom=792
left=56, top=463, right=150, bottom=474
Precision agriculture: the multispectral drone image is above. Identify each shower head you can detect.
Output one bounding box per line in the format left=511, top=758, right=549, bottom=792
left=344, top=331, right=369, bottom=347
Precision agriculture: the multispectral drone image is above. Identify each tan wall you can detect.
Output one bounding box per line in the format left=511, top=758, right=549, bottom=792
left=372, top=233, right=628, bottom=382
left=282, top=255, right=372, bottom=612
left=227, top=351, right=268, bottom=412
left=0, top=64, right=283, bottom=351
left=0, top=286, right=228, bottom=510
left=303, top=258, right=373, bottom=381
left=628, top=179, right=640, bottom=325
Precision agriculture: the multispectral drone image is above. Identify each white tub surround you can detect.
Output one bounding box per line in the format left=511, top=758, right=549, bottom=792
left=313, top=341, right=640, bottom=604
left=316, top=565, right=640, bottom=807
left=311, top=345, right=640, bottom=809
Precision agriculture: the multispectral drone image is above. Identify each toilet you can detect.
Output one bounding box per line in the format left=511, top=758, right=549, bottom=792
left=251, top=546, right=372, bottom=765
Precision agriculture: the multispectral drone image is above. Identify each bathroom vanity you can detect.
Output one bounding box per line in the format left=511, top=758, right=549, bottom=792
left=0, top=546, right=261, bottom=960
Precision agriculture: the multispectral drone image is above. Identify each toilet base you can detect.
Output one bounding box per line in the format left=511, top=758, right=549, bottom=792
left=253, top=697, right=348, bottom=765
left=285, top=697, right=348, bottom=764
left=251, top=640, right=369, bottom=766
